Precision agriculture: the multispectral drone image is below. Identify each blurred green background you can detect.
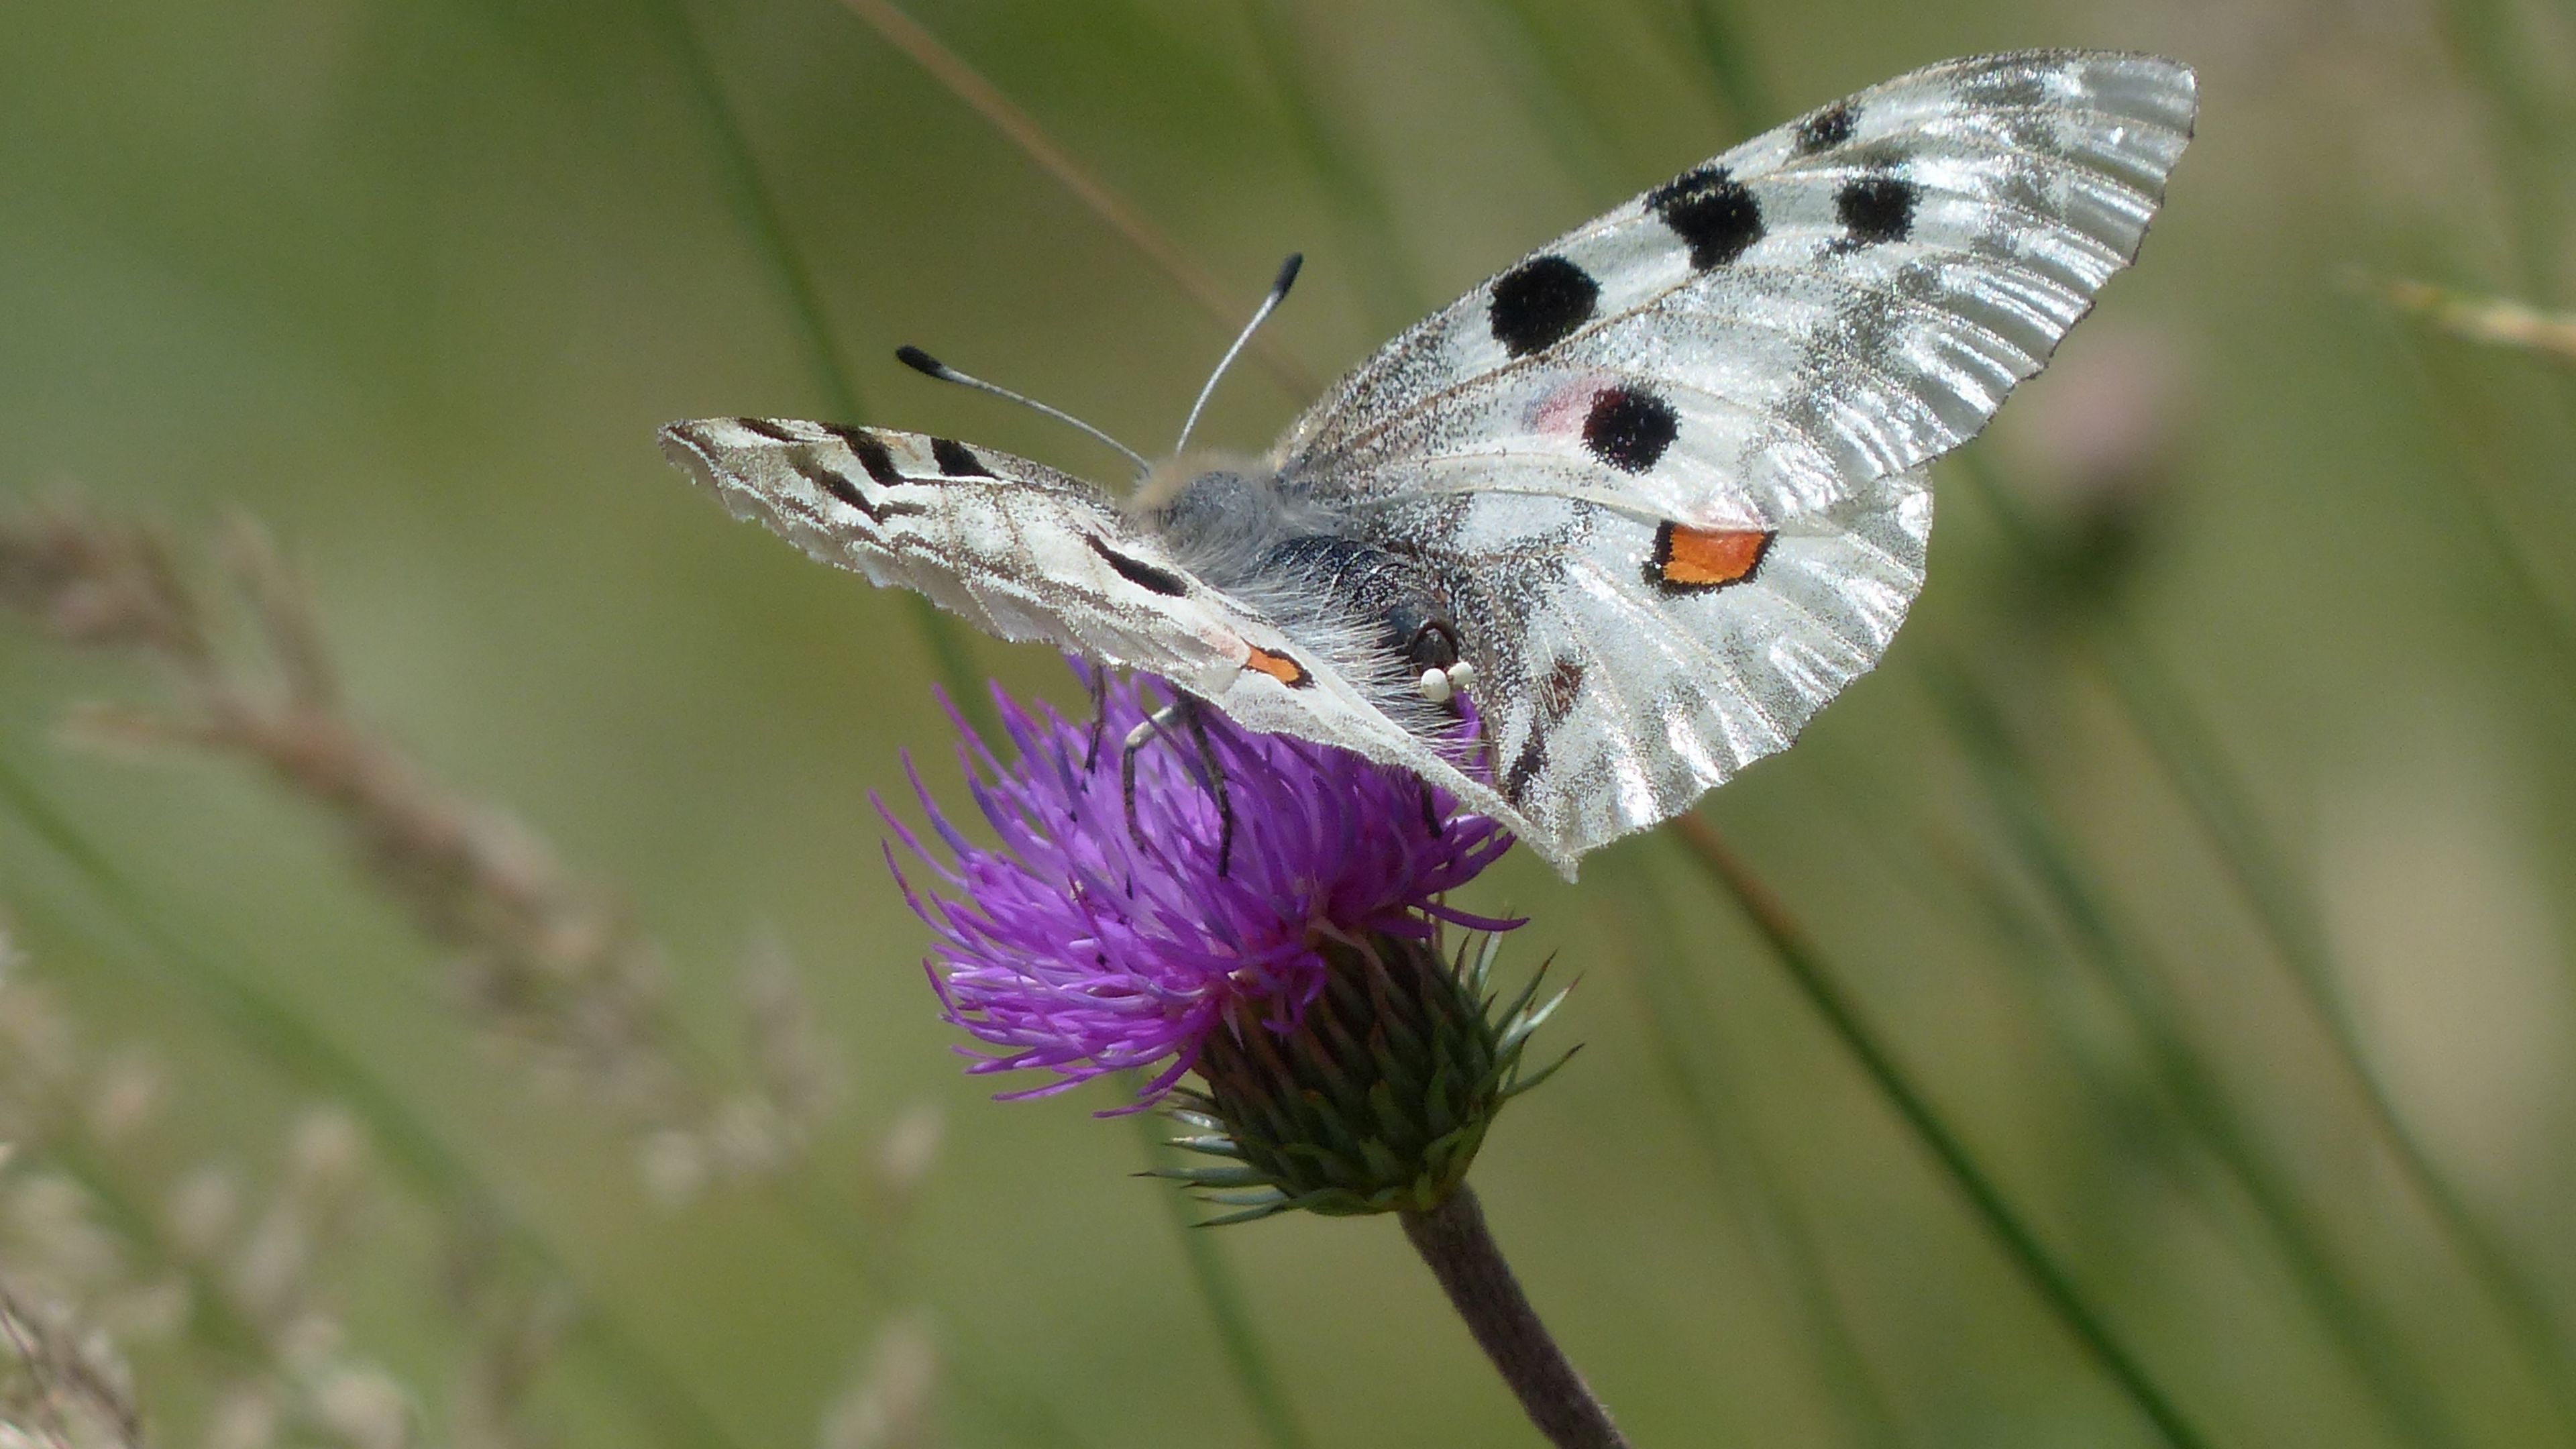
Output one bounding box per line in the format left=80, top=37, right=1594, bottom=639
left=3, top=1, right=2574, bottom=1446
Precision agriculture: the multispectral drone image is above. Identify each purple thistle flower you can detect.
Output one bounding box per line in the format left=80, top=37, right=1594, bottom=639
left=880, top=666, right=1517, bottom=1106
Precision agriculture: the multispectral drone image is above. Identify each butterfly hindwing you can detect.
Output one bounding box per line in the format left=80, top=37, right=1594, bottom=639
left=1363, top=472, right=1930, bottom=858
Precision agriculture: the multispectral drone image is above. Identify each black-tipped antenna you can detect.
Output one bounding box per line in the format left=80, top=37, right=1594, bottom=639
left=894, top=345, right=1150, bottom=474
left=1175, top=254, right=1303, bottom=453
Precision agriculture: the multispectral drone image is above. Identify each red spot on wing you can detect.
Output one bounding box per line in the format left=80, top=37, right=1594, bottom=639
left=1529, top=376, right=1616, bottom=437
left=1650, top=524, right=1772, bottom=590
left=1242, top=645, right=1311, bottom=688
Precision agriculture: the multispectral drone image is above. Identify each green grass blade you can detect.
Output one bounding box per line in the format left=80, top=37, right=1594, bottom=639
left=2433, top=0, right=2573, bottom=307
left=2375, top=333, right=2576, bottom=684
left=649, top=0, right=995, bottom=745
left=1462, top=1, right=1631, bottom=203
left=1668, top=815, right=2216, bottom=1449
left=2091, top=619, right=2576, bottom=1431
left=1128, top=1104, right=1314, bottom=1449
left=1925, top=657, right=2467, bottom=1449
left=1591, top=851, right=1905, bottom=1449
left=1955, top=453, right=2576, bottom=1432
left=829, top=0, right=1313, bottom=396
left=1666, top=0, right=1774, bottom=135
left=1240, top=0, right=1428, bottom=333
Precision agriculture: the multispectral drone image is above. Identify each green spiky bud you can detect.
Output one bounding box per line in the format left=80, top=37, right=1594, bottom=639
left=1152, top=932, right=1574, bottom=1225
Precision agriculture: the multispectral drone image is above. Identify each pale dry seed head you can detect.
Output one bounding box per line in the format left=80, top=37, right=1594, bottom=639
left=1, top=494, right=859, bottom=1192
left=817, top=1315, right=937, bottom=1449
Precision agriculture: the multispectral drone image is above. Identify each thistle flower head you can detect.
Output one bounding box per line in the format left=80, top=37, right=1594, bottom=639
left=883, top=667, right=1517, bottom=1104
left=886, top=667, right=1576, bottom=1221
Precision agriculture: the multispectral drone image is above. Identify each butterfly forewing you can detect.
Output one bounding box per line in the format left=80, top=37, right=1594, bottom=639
left=1276, top=50, right=2193, bottom=517
left=657, top=417, right=1544, bottom=847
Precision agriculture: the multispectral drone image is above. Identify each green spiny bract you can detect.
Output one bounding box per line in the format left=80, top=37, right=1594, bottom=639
left=1155, top=931, right=1574, bottom=1225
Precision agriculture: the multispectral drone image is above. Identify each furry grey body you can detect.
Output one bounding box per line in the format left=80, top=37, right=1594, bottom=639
left=1136, top=460, right=1465, bottom=733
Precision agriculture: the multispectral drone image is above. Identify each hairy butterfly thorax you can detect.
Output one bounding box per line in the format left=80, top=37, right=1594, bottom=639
left=1134, top=453, right=1475, bottom=711
left=659, top=51, right=2198, bottom=876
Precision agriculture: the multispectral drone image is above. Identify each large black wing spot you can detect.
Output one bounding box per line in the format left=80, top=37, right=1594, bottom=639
left=1582, top=388, right=1680, bottom=474
left=1085, top=535, right=1190, bottom=596
left=1489, top=256, right=1601, bottom=357
left=1836, top=175, right=1918, bottom=246
left=1646, top=164, right=1764, bottom=271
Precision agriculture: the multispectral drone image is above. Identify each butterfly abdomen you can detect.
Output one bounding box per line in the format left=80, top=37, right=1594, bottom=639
left=1260, top=535, right=1461, bottom=673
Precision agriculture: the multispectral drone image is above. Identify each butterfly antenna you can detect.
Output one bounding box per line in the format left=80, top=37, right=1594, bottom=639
left=1175, top=254, right=1302, bottom=453
left=894, top=345, right=1150, bottom=474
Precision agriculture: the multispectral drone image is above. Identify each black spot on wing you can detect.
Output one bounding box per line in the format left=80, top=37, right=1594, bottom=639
left=1793, top=103, right=1856, bottom=154
left=1582, top=388, right=1679, bottom=474
left=1836, top=175, right=1917, bottom=246
left=731, top=417, right=800, bottom=442
left=1085, top=535, right=1191, bottom=596
left=1646, top=164, right=1764, bottom=270
left=930, top=437, right=992, bottom=478
left=1488, top=256, right=1599, bottom=358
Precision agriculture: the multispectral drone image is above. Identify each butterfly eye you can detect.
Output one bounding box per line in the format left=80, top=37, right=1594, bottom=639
left=1407, top=617, right=1474, bottom=706
left=1399, top=615, right=1455, bottom=664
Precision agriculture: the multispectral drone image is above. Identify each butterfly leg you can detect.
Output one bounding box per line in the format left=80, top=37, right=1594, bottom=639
left=1181, top=702, right=1236, bottom=876
left=1119, top=696, right=1236, bottom=875
left=1081, top=661, right=1112, bottom=773
left=1119, top=706, right=1174, bottom=855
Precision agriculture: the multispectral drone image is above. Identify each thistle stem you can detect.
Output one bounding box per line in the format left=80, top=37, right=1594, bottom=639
left=1399, top=1185, right=1630, bottom=1449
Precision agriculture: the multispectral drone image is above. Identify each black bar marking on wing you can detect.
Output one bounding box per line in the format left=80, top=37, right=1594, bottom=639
left=788, top=453, right=926, bottom=524
left=1085, top=535, right=1191, bottom=596
left=930, top=438, right=994, bottom=478
left=813, top=425, right=907, bottom=487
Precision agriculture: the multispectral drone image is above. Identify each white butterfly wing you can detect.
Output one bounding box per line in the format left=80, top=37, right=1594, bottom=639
left=1281, top=50, right=2195, bottom=519
left=657, top=418, right=1542, bottom=846
left=1276, top=50, right=2194, bottom=867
